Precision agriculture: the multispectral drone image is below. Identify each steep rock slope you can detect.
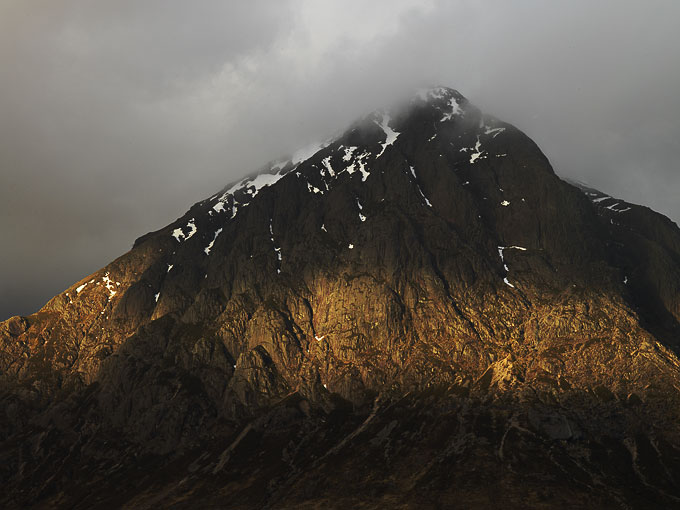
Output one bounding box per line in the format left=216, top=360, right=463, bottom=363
left=2, top=87, right=680, bottom=508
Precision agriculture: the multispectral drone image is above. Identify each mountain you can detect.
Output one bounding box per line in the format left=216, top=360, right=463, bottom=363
left=2, top=86, right=680, bottom=509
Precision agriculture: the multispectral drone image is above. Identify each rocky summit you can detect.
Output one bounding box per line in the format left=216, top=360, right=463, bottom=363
left=2, top=86, right=680, bottom=509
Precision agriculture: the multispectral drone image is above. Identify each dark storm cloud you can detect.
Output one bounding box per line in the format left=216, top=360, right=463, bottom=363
left=1, top=0, right=679, bottom=320
left=0, top=0, right=297, bottom=319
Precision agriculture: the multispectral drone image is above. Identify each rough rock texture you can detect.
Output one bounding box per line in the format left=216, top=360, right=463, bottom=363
left=2, top=87, right=680, bottom=508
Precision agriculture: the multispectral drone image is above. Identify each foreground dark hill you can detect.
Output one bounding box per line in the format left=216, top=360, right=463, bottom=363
left=2, top=87, right=680, bottom=509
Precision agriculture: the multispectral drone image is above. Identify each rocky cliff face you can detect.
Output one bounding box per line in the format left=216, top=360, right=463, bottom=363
left=2, top=87, right=680, bottom=508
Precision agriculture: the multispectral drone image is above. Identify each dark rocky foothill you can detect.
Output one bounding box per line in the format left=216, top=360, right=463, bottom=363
left=2, top=87, right=680, bottom=508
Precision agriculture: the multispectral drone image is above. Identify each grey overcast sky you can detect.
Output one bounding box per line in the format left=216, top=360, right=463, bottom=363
left=1, top=0, right=679, bottom=320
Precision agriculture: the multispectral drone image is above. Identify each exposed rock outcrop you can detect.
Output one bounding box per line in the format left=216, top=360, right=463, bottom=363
left=1, top=87, right=680, bottom=508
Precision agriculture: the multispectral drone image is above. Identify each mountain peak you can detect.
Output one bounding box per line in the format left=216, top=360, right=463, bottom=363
left=4, top=86, right=680, bottom=508
left=184, top=85, right=497, bottom=239
left=415, top=84, right=464, bottom=102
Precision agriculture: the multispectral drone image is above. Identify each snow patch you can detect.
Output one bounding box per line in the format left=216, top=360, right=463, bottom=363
left=409, top=166, right=432, bottom=207
left=497, top=246, right=527, bottom=289
left=605, top=202, right=632, bottom=213
left=344, top=149, right=371, bottom=181
left=102, top=272, right=117, bottom=299
left=441, top=96, right=463, bottom=121
left=501, top=200, right=510, bottom=207
left=375, top=112, right=400, bottom=157
left=592, top=196, right=610, bottom=203
left=154, top=293, right=160, bottom=302
left=343, top=146, right=357, bottom=162
left=499, top=245, right=527, bottom=254
left=417, top=87, right=464, bottom=122
left=356, top=198, right=367, bottom=221
left=356, top=151, right=370, bottom=181
left=172, top=218, right=198, bottom=242
left=204, top=228, right=223, bottom=255
left=322, top=156, right=336, bottom=177
left=484, top=126, right=505, bottom=138
left=243, top=173, right=285, bottom=194
left=588, top=192, right=632, bottom=213
left=211, top=167, right=288, bottom=220
left=76, top=283, right=88, bottom=293
left=185, top=219, right=197, bottom=240
left=270, top=219, right=282, bottom=274
left=307, top=182, right=323, bottom=194
left=461, top=136, right=486, bottom=164
left=469, top=136, right=486, bottom=164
